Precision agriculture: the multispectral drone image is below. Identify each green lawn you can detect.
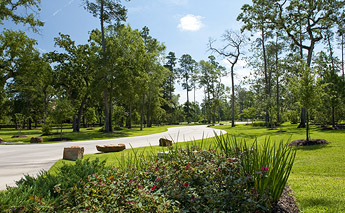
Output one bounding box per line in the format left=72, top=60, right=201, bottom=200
left=48, top=123, right=345, bottom=212
left=211, top=123, right=345, bottom=213
left=0, top=125, right=180, bottom=144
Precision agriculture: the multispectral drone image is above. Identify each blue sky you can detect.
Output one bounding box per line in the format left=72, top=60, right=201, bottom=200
left=3, top=0, right=252, bottom=104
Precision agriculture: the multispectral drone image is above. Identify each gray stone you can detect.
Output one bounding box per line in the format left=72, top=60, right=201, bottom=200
left=63, top=146, right=84, bottom=161
left=159, top=138, right=173, bottom=147
left=30, top=137, right=43, bottom=143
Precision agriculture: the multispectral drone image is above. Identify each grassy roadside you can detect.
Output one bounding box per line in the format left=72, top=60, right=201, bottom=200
left=210, top=123, right=345, bottom=212
left=16, top=122, right=345, bottom=212
left=0, top=125, right=181, bottom=145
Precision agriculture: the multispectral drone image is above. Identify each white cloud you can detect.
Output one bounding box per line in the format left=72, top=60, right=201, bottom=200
left=178, top=14, right=204, bottom=32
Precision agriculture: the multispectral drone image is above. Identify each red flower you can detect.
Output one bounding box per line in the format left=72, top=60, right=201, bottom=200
left=151, top=185, right=157, bottom=191
left=184, top=182, right=190, bottom=187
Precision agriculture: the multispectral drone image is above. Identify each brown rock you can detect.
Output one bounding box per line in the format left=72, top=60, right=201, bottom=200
left=96, top=144, right=126, bottom=153
left=159, top=138, right=173, bottom=147
left=30, top=137, right=43, bottom=143
left=63, top=146, right=84, bottom=161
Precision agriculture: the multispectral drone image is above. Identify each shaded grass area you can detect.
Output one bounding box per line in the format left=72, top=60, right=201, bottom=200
left=0, top=125, right=180, bottom=145
left=211, top=123, right=345, bottom=213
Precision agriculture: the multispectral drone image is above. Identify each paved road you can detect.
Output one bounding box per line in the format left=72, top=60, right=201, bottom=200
left=0, top=125, right=226, bottom=190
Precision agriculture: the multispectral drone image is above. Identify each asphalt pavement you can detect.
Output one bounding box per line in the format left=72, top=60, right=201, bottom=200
left=0, top=125, right=226, bottom=190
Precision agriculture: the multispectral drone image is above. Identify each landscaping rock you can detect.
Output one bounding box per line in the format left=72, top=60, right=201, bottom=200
left=30, top=137, right=43, bottom=143
left=96, top=144, right=126, bottom=153
left=159, top=138, right=173, bottom=147
left=63, top=146, right=84, bottom=161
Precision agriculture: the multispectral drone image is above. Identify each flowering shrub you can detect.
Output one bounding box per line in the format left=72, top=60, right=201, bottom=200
left=142, top=147, right=272, bottom=212
left=0, top=136, right=295, bottom=212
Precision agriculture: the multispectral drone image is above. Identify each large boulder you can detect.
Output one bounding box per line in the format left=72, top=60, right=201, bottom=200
left=63, top=146, right=84, bottom=161
left=96, top=144, right=126, bottom=153
left=30, top=137, right=43, bottom=143
left=159, top=138, right=173, bottom=147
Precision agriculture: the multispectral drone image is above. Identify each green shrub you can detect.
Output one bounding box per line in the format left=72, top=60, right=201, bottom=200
left=286, top=110, right=299, bottom=124
left=41, top=124, right=52, bottom=135
left=0, top=159, right=107, bottom=211
left=1, top=136, right=296, bottom=212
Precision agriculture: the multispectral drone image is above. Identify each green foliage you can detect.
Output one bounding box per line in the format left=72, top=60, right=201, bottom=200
left=214, top=134, right=296, bottom=203
left=41, top=123, right=52, bottom=135
left=0, top=159, right=107, bottom=211
left=241, top=107, right=257, bottom=124
left=85, top=107, right=97, bottom=126
left=286, top=110, right=299, bottom=124
left=0, top=0, right=44, bottom=32
left=0, top=134, right=297, bottom=212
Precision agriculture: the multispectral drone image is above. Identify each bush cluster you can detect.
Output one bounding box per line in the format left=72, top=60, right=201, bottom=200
left=0, top=136, right=295, bottom=212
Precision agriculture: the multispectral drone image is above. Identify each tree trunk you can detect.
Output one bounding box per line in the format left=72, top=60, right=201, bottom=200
left=140, top=93, right=145, bottom=131
left=76, top=94, right=88, bottom=132
left=43, top=87, right=48, bottom=124
left=128, top=105, right=132, bottom=129
left=298, top=108, right=306, bottom=128
left=60, top=123, right=63, bottom=141
left=306, top=109, right=309, bottom=142
left=231, top=66, right=235, bottom=127
left=341, top=34, right=345, bottom=81
left=261, top=27, right=269, bottom=128
left=186, top=76, right=190, bottom=124
left=146, top=91, right=152, bottom=127
left=332, top=105, right=335, bottom=128
left=275, top=33, right=280, bottom=124
left=109, top=81, right=113, bottom=132
left=73, top=115, right=77, bottom=132
left=100, top=0, right=110, bottom=133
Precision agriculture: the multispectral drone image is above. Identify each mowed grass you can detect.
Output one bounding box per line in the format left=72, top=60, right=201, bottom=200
left=211, top=123, right=345, bottom=213
left=0, top=125, right=180, bottom=144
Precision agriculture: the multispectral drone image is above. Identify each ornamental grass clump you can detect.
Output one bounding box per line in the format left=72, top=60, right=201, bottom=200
left=214, top=134, right=296, bottom=203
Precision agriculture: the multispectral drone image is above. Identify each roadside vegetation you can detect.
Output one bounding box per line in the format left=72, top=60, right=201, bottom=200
left=2, top=123, right=344, bottom=211
left=0, top=132, right=296, bottom=212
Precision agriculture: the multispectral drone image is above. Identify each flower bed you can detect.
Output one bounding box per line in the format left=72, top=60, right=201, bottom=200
left=0, top=136, right=296, bottom=212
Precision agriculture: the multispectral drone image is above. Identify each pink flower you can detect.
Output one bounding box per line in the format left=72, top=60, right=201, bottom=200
left=184, top=182, right=190, bottom=187
left=261, top=166, right=269, bottom=171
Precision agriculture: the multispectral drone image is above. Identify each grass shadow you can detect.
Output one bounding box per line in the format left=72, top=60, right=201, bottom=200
left=292, top=144, right=332, bottom=151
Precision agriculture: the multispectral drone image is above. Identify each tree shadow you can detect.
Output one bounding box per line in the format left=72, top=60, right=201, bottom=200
left=292, top=144, right=332, bottom=151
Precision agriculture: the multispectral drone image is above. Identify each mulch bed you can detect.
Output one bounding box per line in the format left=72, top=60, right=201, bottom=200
left=11, top=135, right=28, bottom=138
left=272, top=185, right=299, bottom=213
left=289, top=139, right=331, bottom=146
left=48, top=138, right=72, bottom=142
